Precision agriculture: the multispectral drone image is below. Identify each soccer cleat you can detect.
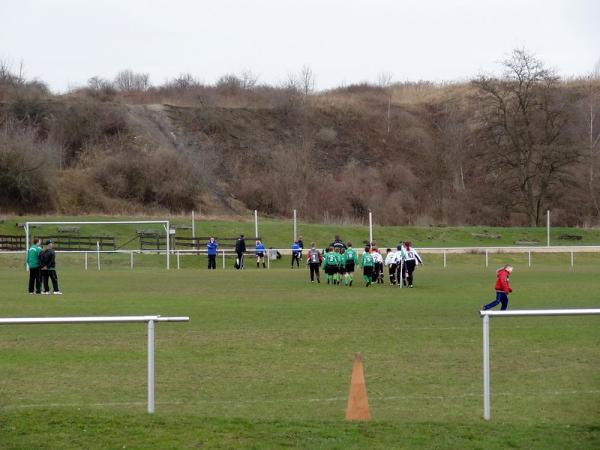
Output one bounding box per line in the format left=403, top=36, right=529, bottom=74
left=409, top=285, right=413, bottom=288
left=42, top=292, right=50, bottom=295
left=53, top=291, right=63, bottom=295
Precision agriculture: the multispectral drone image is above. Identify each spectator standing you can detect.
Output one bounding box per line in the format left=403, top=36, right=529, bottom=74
left=255, top=239, right=266, bottom=268
left=306, top=243, right=322, bottom=283
left=40, top=240, right=61, bottom=295
left=235, top=235, right=246, bottom=269
left=207, top=237, right=218, bottom=270
left=291, top=241, right=301, bottom=268
left=26, top=238, right=42, bottom=294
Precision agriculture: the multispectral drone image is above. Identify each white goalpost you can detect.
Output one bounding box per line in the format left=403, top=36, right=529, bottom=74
left=479, top=308, right=600, bottom=421
left=24, top=220, right=171, bottom=270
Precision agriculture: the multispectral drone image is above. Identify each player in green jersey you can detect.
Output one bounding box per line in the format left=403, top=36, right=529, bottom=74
left=361, top=246, right=375, bottom=287
left=322, top=247, right=339, bottom=285
left=342, top=242, right=359, bottom=286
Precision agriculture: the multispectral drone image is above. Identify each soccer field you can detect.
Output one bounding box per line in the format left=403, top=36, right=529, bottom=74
left=1, top=258, right=599, bottom=449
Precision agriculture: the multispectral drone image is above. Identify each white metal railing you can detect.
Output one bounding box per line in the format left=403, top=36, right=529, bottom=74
left=479, top=308, right=600, bottom=421
left=4, top=245, right=600, bottom=270
left=0, top=315, right=189, bottom=413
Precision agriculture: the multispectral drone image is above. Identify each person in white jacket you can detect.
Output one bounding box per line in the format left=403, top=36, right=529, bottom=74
left=371, top=247, right=384, bottom=284
left=384, top=248, right=397, bottom=285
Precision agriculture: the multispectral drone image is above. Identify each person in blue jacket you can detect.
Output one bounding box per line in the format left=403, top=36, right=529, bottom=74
left=207, top=236, right=218, bottom=270
left=255, top=239, right=266, bottom=268
left=291, top=240, right=301, bottom=268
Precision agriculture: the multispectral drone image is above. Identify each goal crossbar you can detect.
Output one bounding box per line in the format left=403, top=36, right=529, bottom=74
left=479, top=308, right=600, bottom=421
left=24, top=220, right=171, bottom=269
left=0, top=315, right=189, bottom=413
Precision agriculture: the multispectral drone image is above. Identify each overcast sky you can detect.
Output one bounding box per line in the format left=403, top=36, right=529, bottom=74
left=1, top=0, right=598, bottom=92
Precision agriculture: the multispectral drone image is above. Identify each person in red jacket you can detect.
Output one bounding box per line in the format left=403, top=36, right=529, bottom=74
left=482, top=264, right=513, bottom=310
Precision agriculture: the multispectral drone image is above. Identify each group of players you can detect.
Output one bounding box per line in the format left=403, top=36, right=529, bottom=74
left=304, top=236, right=423, bottom=287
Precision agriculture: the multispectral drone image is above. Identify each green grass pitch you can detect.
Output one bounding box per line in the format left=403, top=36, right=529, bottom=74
left=0, top=254, right=599, bottom=449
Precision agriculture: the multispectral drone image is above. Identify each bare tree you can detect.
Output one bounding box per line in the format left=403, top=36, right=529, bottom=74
left=298, top=65, right=316, bottom=96
left=377, top=71, right=393, bottom=88
left=473, top=49, right=579, bottom=226
left=114, top=69, right=151, bottom=91
left=583, top=60, right=600, bottom=215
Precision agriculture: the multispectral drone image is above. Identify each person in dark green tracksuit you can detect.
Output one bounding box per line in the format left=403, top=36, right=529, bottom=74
left=361, top=247, right=374, bottom=287
left=26, top=238, right=42, bottom=294
left=342, top=242, right=359, bottom=286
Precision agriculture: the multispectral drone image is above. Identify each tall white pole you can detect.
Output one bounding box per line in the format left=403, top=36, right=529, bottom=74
left=166, top=222, right=170, bottom=270
left=191, top=211, right=195, bottom=240
left=24, top=224, right=29, bottom=272
left=293, top=209, right=297, bottom=241
left=254, top=210, right=258, bottom=238
left=147, top=319, right=155, bottom=414
left=483, top=314, right=491, bottom=421
left=547, top=210, right=550, bottom=247
left=368, top=211, right=373, bottom=245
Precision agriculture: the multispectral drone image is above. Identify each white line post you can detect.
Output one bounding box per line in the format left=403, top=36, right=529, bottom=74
left=147, top=319, right=155, bottom=413
left=547, top=210, right=550, bottom=247
left=191, top=211, right=195, bottom=240
left=130, top=252, right=134, bottom=270
left=479, top=308, right=600, bottom=421
left=482, top=314, right=490, bottom=420
left=443, top=250, right=447, bottom=268
left=528, top=251, right=531, bottom=268
left=84, top=252, right=88, bottom=271
left=368, top=210, right=373, bottom=245
left=570, top=251, right=574, bottom=269
left=485, top=249, right=489, bottom=268
left=177, top=251, right=180, bottom=270
left=24, top=224, right=29, bottom=272
left=293, top=209, right=297, bottom=242
left=222, top=250, right=226, bottom=269
left=166, top=222, right=171, bottom=270
left=96, top=241, right=101, bottom=271
left=254, top=210, right=258, bottom=238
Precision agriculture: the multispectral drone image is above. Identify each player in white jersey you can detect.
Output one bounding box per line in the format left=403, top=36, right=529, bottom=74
left=371, top=247, right=384, bottom=284
left=384, top=248, right=397, bottom=285
left=402, top=241, right=423, bottom=288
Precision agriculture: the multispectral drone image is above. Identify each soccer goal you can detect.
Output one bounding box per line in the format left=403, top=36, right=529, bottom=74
left=24, top=220, right=172, bottom=270
left=479, top=308, right=600, bottom=421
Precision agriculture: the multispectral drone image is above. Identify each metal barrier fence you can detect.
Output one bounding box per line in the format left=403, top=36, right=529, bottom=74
left=0, top=315, right=189, bottom=413
left=478, top=308, right=600, bottom=421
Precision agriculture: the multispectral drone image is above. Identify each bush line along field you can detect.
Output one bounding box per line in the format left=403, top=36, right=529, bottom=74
left=3, top=215, right=600, bottom=249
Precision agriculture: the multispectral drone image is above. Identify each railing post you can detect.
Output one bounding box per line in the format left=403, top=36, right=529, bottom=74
left=485, top=249, right=488, bottom=268
left=96, top=242, right=100, bottom=271
left=222, top=250, right=226, bottom=270
left=147, top=319, right=155, bottom=414
left=177, top=251, right=180, bottom=270
left=443, top=250, right=447, bottom=268
left=571, top=251, right=574, bottom=269
left=528, top=251, right=531, bottom=268
left=84, top=252, right=88, bottom=271
left=483, top=314, right=491, bottom=421
left=130, top=252, right=134, bottom=270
